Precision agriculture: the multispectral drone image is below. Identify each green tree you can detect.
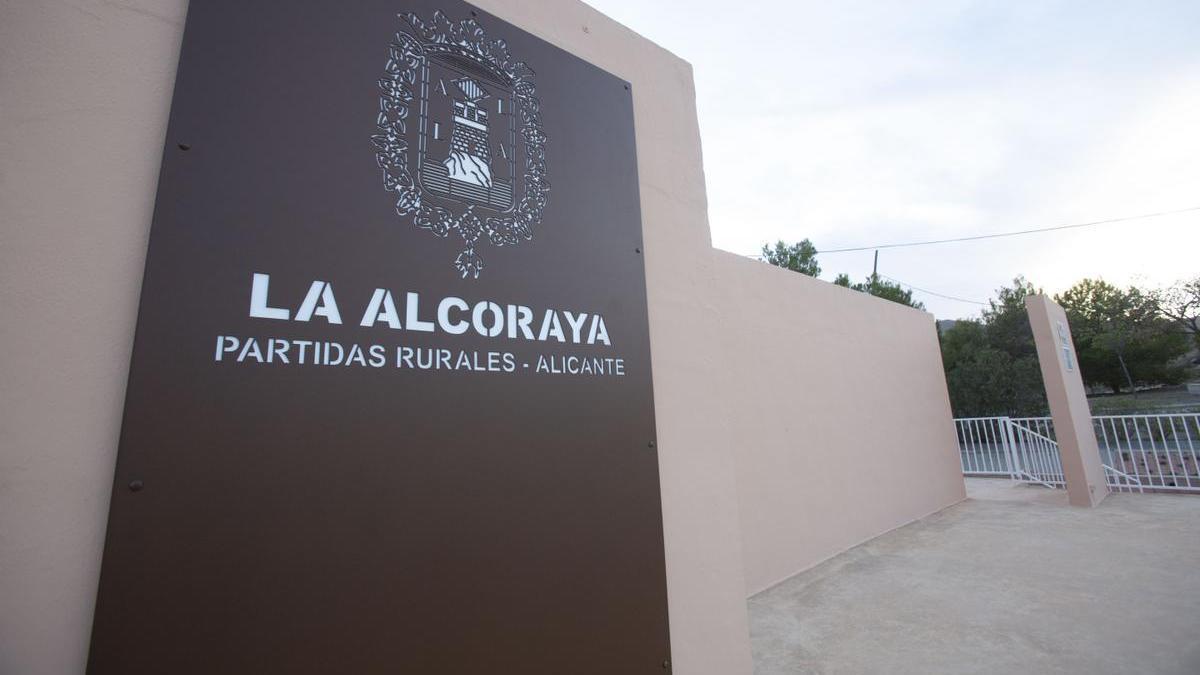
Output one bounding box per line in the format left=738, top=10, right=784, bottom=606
left=762, top=241, right=923, bottom=310
left=981, top=275, right=1039, bottom=360
left=938, top=277, right=1048, bottom=417
left=939, top=319, right=988, bottom=371
left=761, top=239, right=820, bottom=277
left=834, top=272, right=925, bottom=310
left=1152, top=276, right=1200, bottom=350
left=943, top=342, right=1047, bottom=418
left=1057, top=279, right=1188, bottom=392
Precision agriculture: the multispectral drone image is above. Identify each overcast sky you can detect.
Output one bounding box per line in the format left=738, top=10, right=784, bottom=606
left=584, top=0, right=1200, bottom=318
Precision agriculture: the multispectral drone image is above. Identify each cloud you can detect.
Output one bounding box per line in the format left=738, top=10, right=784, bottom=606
left=587, top=0, right=1200, bottom=316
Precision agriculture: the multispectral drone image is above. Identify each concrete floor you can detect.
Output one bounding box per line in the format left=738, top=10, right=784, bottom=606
left=749, top=479, right=1200, bottom=674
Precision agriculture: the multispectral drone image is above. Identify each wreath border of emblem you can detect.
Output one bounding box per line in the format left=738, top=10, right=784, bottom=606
left=372, top=11, right=550, bottom=279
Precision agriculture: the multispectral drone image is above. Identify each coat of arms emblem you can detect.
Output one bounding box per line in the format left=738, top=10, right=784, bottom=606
left=373, top=11, right=549, bottom=279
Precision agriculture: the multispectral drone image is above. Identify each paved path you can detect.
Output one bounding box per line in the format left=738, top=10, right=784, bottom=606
left=750, top=478, right=1200, bottom=674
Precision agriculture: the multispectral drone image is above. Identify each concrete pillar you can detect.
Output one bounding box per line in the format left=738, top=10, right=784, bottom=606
left=1025, top=295, right=1109, bottom=507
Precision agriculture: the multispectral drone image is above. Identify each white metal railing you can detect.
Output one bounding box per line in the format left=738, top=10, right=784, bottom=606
left=1094, top=414, right=1200, bottom=493
left=955, top=414, right=1200, bottom=494
left=1103, top=463, right=1144, bottom=494
left=954, top=417, right=1016, bottom=478
left=1008, top=418, right=1064, bottom=488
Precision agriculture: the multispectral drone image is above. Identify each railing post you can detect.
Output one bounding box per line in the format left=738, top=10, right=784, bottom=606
left=1002, top=417, right=1019, bottom=482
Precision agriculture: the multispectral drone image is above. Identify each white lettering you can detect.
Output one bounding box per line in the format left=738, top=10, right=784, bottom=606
left=455, top=351, right=472, bottom=370
left=472, top=301, right=504, bottom=337
left=248, top=273, right=290, bottom=320
left=564, top=311, right=589, bottom=344
left=368, top=345, right=387, bottom=367
left=360, top=289, right=402, bottom=329
left=537, top=309, right=565, bottom=342
left=268, top=338, right=290, bottom=363
left=238, top=338, right=264, bottom=363
left=587, top=315, right=611, bottom=346
left=437, top=297, right=470, bottom=335
left=215, top=335, right=239, bottom=361
left=507, top=305, right=535, bottom=340
left=406, top=292, right=435, bottom=332
left=324, top=341, right=345, bottom=366
left=345, top=344, right=368, bottom=367
left=295, top=281, right=342, bottom=324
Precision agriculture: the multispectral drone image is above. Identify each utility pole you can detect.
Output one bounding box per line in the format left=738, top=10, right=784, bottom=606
left=871, top=249, right=879, bottom=295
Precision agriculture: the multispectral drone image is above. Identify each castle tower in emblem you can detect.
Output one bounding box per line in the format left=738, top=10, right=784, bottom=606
left=417, top=57, right=516, bottom=213
left=445, top=78, right=493, bottom=188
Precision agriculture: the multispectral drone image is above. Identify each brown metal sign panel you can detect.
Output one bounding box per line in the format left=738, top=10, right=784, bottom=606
left=87, top=1, right=670, bottom=672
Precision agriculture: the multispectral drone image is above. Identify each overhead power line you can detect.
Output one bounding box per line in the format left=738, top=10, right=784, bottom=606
left=878, top=274, right=987, bottom=306
left=743, top=205, right=1200, bottom=306
left=814, top=205, right=1200, bottom=254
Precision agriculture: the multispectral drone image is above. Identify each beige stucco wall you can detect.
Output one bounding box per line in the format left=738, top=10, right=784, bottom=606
left=1025, top=294, right=1109, bottom=507
left=710, top=253, right=967, bottom=594
left=0, top=2, right=189, bottom=674
left=1, top=0, right=964, bottom=672
left=0, top=1, right=754, bottom=673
